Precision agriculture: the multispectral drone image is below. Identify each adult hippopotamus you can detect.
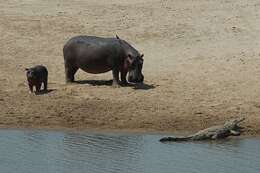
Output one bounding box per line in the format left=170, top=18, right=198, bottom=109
left=63, top=35, right=144, bottom=86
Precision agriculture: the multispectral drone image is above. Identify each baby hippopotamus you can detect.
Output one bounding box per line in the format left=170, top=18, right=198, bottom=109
left=25, top=65, right=48, bottom=93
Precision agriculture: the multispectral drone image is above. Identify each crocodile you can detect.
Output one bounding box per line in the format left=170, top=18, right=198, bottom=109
left=160, top=117, right=245, bottom=142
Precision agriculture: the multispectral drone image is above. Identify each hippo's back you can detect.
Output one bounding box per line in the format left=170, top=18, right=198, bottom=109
left=33, top=65, right=48, bottom=78
left=64, top=36, right=117, bottom=50
left=63, top=35, right=122, bottom=74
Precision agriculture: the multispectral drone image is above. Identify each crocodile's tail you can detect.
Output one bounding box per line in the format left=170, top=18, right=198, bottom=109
left=159, top=136, right=192, bottom=142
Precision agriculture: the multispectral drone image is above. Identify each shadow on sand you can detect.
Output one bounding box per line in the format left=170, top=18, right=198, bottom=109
left=75, top=80, right=113, bottom=86
left=132, top=83, right=155, bottom=90
left=75, top=80, right=155, bottom=90
left=35, top=89, right=56, bottom=95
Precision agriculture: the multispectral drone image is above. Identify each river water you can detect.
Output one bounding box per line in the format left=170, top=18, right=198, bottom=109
left=0, top=129, right=259, bottom=173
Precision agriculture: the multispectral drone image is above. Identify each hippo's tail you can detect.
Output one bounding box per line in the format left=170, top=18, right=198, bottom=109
left=159, top=136, right=192, bottom=142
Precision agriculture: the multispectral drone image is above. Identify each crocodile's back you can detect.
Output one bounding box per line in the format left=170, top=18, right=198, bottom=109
left=191, top=125, right=226, bottom=140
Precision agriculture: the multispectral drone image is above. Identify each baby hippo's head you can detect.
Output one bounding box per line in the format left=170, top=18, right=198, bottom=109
left=25, top=68, right=37, bottom=82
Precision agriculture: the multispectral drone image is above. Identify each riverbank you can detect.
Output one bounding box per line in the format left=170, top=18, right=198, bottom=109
left=0, top=88, right=259, bottom=137
left=0, top=0, right=260, bottom=136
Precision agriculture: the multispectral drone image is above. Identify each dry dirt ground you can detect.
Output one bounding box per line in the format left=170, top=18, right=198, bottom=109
left=1, top=0, right=260, bottom=136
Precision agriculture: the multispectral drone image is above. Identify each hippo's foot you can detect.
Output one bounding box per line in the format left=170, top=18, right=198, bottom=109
left=112, top=82, right=121, bottom=88
left=66, top=80, right=75, bottom=84
left=121, top=81, right=130, bottom=86
left=65, top=74, right=76, bottom=83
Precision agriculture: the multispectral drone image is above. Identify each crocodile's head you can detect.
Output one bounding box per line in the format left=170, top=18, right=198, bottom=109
left=224, top=117, right=245, bottom=130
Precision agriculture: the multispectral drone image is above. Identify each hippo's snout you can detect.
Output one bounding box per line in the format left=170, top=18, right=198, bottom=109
left=128, top=73, right=144, bottom=83
left=139, top=74, right=144, bottom=83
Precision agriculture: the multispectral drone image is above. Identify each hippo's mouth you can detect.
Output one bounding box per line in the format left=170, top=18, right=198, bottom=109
left=128, top=73, right=144, bottom=83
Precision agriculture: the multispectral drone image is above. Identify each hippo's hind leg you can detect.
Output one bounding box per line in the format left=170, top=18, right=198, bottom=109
left=64, top=62, right=78, bottom=83
left=63, top=49, right=79, bottom=83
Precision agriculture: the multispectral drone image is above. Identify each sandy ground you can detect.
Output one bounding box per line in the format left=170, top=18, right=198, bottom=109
left=1, top=0, right=260, bottom=136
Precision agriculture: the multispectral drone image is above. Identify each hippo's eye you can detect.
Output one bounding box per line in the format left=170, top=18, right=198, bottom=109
left=128, top=54, right=133, bottom=60
left=139, top=61, right=143, bottom=67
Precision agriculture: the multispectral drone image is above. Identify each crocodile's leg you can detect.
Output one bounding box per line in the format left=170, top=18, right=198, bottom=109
left=230, top=130, right=240, bottom=136
left=211, top=134, right=218, bottom=139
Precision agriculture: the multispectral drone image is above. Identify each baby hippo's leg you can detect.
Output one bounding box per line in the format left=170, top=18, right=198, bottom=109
left=28, top=84, right=33, bottom=93
left=43, top=79, right=48, bottom=91
left=35, top=83, right=41, bottom=93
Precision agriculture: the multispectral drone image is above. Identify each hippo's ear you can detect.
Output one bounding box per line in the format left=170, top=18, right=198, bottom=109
left=116, top=35, right=123, bottom=45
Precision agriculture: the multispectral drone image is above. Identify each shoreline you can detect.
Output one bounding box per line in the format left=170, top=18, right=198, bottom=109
left=0, top=124, right=259, bottom=138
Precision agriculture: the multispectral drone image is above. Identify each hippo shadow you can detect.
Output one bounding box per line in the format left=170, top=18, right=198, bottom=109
left=132, top=83, right=156, bottom=90
left=35, top=89, right=56, bottom=95
left=75, top=80, right=155, bottom=90
left=75, top=80, right=113, bottom=86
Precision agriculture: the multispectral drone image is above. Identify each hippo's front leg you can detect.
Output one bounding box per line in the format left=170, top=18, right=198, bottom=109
left=120, top=70, right=129, bottom=86
left=112, top=68, right=120, bottom=87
